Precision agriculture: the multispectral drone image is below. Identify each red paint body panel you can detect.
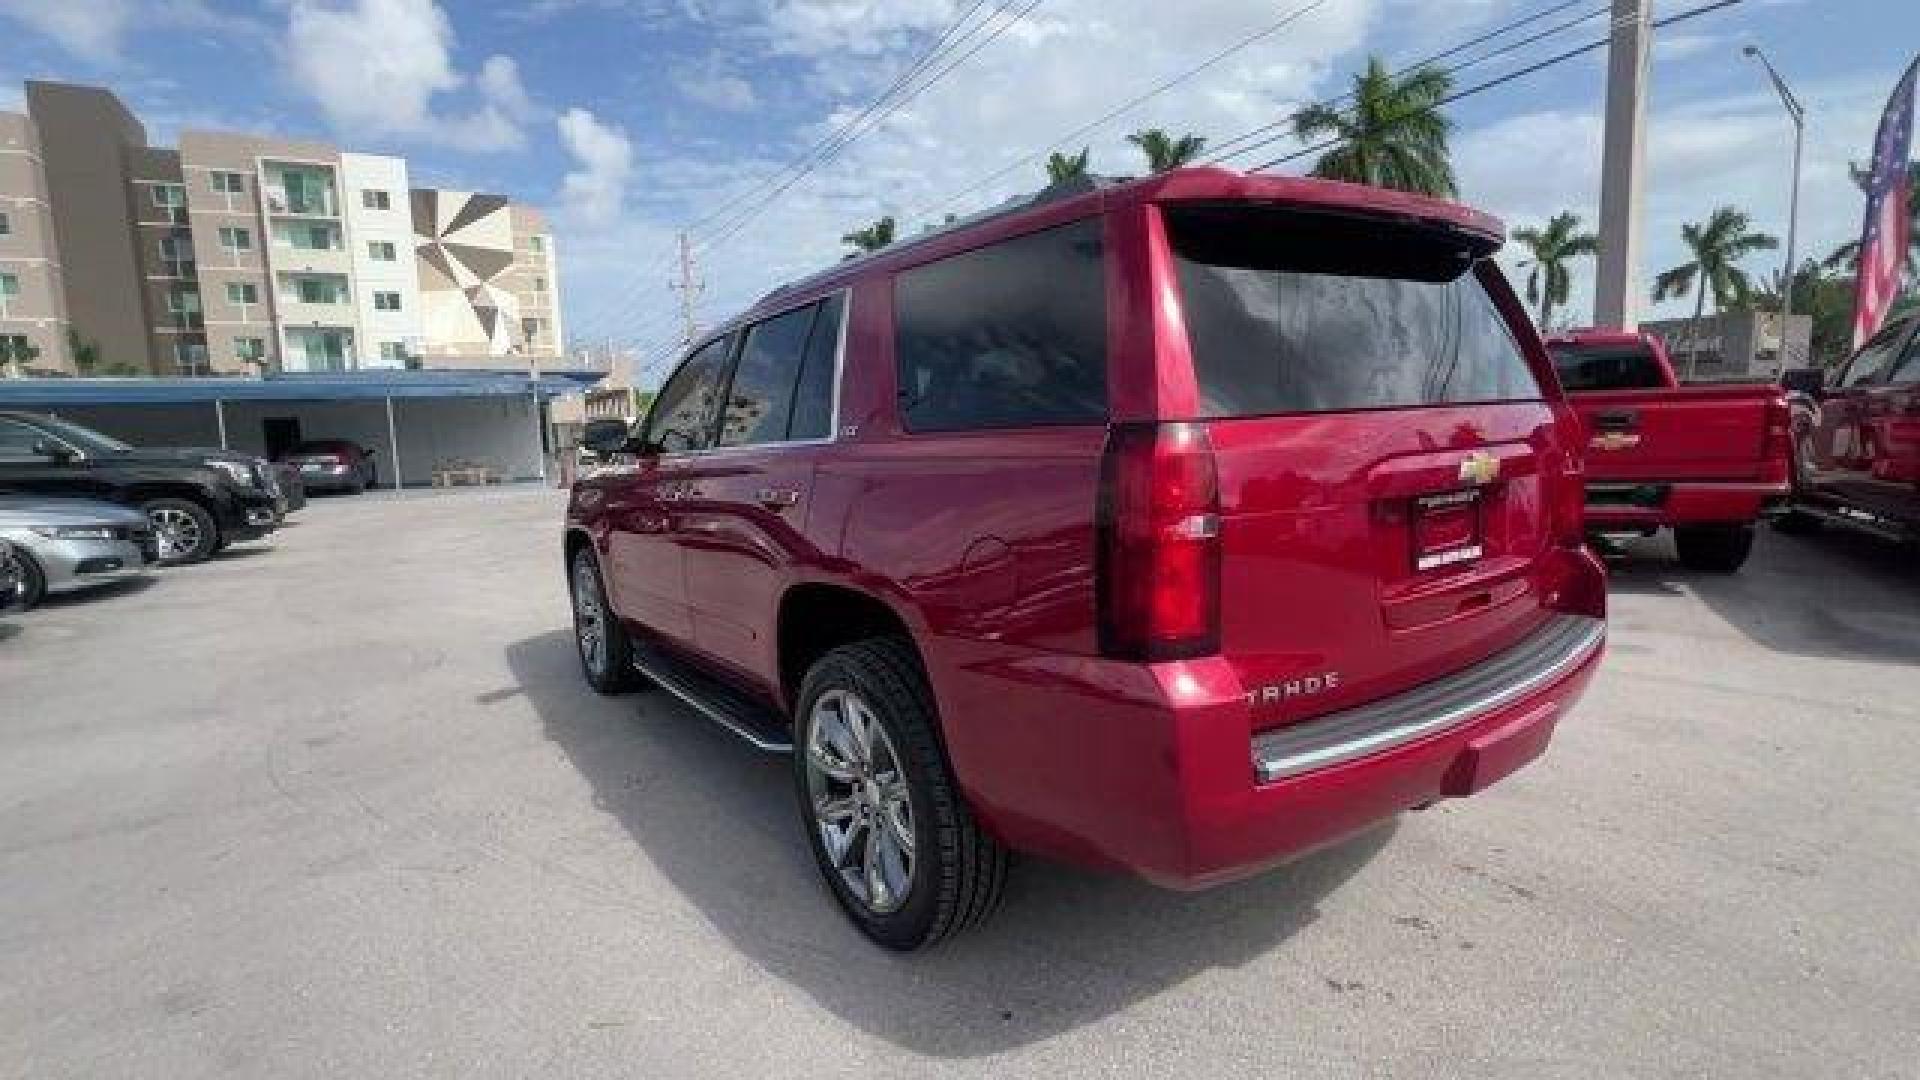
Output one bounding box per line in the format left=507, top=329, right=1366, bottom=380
left=1548, top=330, right=1790, bottom=529
left=570, top=169, right=1605, bottom=887
left=1788, top=315, right=1920, bottom=537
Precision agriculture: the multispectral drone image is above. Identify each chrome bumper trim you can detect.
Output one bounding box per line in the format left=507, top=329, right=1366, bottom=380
left=1252, top=613, right=1604, bottom=784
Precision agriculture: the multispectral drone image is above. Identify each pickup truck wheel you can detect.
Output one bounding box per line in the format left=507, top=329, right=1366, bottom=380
left=1674, top=525, right=1755, bottom=574
left=11, top=549, right=46, bottom=610
left=795, top=638, right=1008, bottom=951
left=569, top=548, right=638, bottom=693
left=143, top=498, right=219, bottom=565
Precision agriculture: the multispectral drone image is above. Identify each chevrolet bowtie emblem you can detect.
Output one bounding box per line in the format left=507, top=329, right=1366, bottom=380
left=1590, top=431, right=1642, bottom=451
left=1458, top=451, right=1501, bottom=486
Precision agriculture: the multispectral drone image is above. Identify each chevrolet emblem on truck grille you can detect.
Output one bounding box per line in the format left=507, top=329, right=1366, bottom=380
left=1458, top=451, right=1501, bottom=486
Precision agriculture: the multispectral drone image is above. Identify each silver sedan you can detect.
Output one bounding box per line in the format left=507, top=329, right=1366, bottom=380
left=0, top=498, right=158, bottom=609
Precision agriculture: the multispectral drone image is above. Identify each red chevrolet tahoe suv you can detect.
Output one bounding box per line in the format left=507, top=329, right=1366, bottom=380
left=565, top=168, right=1608, bottom=950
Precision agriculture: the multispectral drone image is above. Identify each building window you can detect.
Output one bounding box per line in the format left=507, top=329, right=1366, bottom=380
left=0, top=273, right=18, bottom=297
left=226, top=282, right=259, bottom=305
left=211, top=170, right=245, bottom=194
left=532, top=276, right=547, bottom=292
left=373, top=291, right=402, bottom=312
left=151, top=184, right=186, bottom=208
left=294, top=277, right=346, bottom=305
left=0, top=335, right=34, bottom=366
left=529, top=235, right=544, bottom=253
left=521, top=316, right=544, bottom=342
left=236, top=336, right=266, bottom=362
left=218, top=226, right=251, bottom=251
left=362, top=189, right=391, bottom=210
left=379, top=340, right=407, bottom=363
left=166, top=286, right=202, bottom=314
left=368, top=240, right=396, bottom=261
left=0, top=211, right=9, bottom=235
left=174, top=339, right=211, bottom=376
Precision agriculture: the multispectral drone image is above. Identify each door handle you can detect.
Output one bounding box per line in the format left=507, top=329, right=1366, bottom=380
left=756, top=487, right=800, bottom=509
left=1592, top=410, right=1639, bottom=431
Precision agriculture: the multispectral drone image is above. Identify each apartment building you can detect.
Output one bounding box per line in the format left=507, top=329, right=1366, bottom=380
left=1, top=80, right=562, bottom=377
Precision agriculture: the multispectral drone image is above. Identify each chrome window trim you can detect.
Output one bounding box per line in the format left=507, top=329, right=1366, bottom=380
left=648, top=287, right=851, bottom=462
left=1251, top=613, right=1604, bottom=785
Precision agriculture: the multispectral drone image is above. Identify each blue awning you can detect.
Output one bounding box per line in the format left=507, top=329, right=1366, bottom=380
left=0, top=369, right=603, bottom=406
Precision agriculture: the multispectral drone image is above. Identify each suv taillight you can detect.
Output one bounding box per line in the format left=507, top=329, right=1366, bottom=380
left=1097, top=422, right=1221, bottom=661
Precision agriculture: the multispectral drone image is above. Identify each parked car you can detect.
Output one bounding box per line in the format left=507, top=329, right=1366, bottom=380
left=1545, top=329, right=1792, bottom=573
left=0, top=497, right=157, bottom=609
left=277, top=440, right=378, bottom=494
left=1778, top=313, right=1920, bottom=544
left=0, top=411, right=279, bottom=564
left=566, top=168, right=1608, bottom=950
left=0, top=539, right=21, bottom=612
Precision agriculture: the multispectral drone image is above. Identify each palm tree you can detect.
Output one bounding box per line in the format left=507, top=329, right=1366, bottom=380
left=1128, top=129, right=1207, bottom=174
left=1512, top=212, right=1598, bottom=330
left=1652, top=206, right=1779, bottom=378
left=840, top=215, right=896, bottom=259
left=1823, top=161, right=1920, bottom=283
left=1290, top=54, right=1455, bottom=197
left=1045, top=148, right=1091, bottom=186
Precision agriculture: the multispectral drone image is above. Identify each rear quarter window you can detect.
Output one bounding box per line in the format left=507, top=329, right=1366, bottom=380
left=1167, top=205, right=1540, bottom=417
left=894, top=218, right=1107, bottom=432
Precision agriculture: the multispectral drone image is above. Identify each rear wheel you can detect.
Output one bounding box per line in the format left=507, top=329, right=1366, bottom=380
left=794, top=637, right=1008, bottom=951
left=1675, top=524, right=1755, bottom=574
left=569, top=547, right=637, bottom=693
left=143, top=498, right=219, bottom=564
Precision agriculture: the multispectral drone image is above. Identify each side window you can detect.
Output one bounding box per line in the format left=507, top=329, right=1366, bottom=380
left=895, top=217, right=1108, bottom=432
left=719, top=302, right=819, bottom=447
left=1883, top=321, right=1920, bottom=385
left=790, top=293, right=845, bottom=441
left=0, top=419, right=52, bottom=461
left=1838, top=321, right=1911, bottom=388
left=643, top=335, right=732, bottom=453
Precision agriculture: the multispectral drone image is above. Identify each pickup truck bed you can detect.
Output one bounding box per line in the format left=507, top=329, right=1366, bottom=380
left=1548, top=331, right=1791, bottom=573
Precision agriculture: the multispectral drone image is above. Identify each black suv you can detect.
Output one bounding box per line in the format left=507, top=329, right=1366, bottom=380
left=0, top=411, right=280, bottom=564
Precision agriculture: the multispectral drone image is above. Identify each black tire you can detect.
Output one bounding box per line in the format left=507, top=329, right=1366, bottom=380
left=569, top=547, right=638, bottom=693
left=793, top=637, right=1008, bottom=951
left=1772, top=510, right=1825, bottom=535
left=1675, top=524, right=1755, bottom=574
left=12, top=549, right=46, bottom=610
left=142, top=498, right=220, bottom=565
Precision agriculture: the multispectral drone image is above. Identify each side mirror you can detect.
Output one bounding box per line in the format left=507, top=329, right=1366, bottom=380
left=580, top=418, right=634, bottom=456
left=1780, top=368, right=1825, bottom=396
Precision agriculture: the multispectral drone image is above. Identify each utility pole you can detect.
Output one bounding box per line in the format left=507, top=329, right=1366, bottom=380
left=1594, top=0, right=1651, bottom=330
left=1745, top=45, right=1806, bottom=366
left=669, top=231, right=704, bottom=349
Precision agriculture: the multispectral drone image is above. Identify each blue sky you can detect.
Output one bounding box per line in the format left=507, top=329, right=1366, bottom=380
left=2, top=0, right=1916, bottom=382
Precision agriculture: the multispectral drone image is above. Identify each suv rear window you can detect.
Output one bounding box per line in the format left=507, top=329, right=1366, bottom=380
left=1167, top=205, right=1540, bottom=417
left=1547, top=343, right=1667, bottom=391
left=894, top=218, right=1107, bottom=432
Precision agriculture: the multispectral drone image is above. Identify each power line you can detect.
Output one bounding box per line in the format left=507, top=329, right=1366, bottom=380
left=1248, top=0, right=1744, bottom=173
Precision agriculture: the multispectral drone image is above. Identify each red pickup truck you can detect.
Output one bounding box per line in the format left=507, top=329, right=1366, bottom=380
left=569, top=169, right=1607, bottom=950
left=1545, top=330, right=1792, bottom=573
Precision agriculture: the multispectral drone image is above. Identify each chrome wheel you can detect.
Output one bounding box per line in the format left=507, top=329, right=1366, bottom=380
left=148, top=506, right=203, bottom=561
left=806, top=688, right=916, bottom=914
left=572, top=556, right=607, bottom=676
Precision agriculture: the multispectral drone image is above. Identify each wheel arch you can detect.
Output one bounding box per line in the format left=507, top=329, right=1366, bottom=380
left=776, top=579, right=931, bottom=716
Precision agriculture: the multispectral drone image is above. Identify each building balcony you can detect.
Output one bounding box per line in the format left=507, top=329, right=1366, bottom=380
left=271, top=245, right=352, bottom=275
left=275, top=299, right=354, bottom=326
left=265, top=193, right=339, bottom=218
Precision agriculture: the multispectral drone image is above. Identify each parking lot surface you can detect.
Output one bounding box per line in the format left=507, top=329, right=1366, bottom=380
left=2, top=489, right=1917, bottom=1079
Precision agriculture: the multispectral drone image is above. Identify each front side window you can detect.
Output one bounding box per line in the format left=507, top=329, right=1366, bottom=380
left=894, top=217, right=1108, bottom=432
left=720, top=302, right=820, bottom=447
left=1168, top=205, right=1538, bottom=417
left=1838, top=320, right=1913, bottom=388
left=644, top=336, right=733, bottom=453
left=1886, top=322, right=1920, bottom=385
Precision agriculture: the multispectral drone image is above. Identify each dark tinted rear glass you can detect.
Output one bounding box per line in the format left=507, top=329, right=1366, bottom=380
left=895, top=218, right=1107, bottom=432
left=1547, top=344, right=1667, bottom=391
left=1167, top=205, right=1539, bottom=417
left=789, top=293, right=844, bottom=440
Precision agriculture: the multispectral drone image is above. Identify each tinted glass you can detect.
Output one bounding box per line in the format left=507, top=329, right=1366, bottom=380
left=1168, top=206, right=1539, bottom=417
left=720, top=303, right=818, bottom=447
left=644, top=336, right=732, bottom=453
left=790, top=293, right=844, bottom=441
left=1842, top=320, right=1913, bottom=387
left=895, top=218, right=1107, bottom=431
left=1548, top=344, right=1667, bottom=391
left=1888, top=326, right=1920, bottom=385
left=0, top=419, right=48, bottom=459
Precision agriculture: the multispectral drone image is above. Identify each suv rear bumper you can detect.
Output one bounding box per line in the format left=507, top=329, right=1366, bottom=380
left=1584, top=480, right=1788, bottom=530
left=935, top=606, right=1604, bottom=889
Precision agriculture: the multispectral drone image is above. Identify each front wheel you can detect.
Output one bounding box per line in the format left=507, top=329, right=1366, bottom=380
left=143, top=498, right=220, bottom=564
left=794, top=638, right=1008, bottom=951
left=10, top=549, right=46, bottom=609
left=569, top=547, right=637, bottom=693
left=1675, top=524, right=1755, bottom=574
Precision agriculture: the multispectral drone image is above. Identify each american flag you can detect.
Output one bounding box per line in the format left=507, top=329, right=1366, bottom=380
left=1853, top=58, right=1918, bottom=348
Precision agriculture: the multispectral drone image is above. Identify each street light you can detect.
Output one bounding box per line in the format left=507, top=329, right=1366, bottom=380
left=1744, top=44, right=1806, bottom=360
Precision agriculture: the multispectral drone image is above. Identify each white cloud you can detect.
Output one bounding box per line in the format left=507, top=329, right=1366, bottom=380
left=672, top=55, right=759, bottom=112
left=282, top=0, right=533, bottom=151
left=0, top=0, right=218, bottom=65
left=558, top=107, right=635, bottom=223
